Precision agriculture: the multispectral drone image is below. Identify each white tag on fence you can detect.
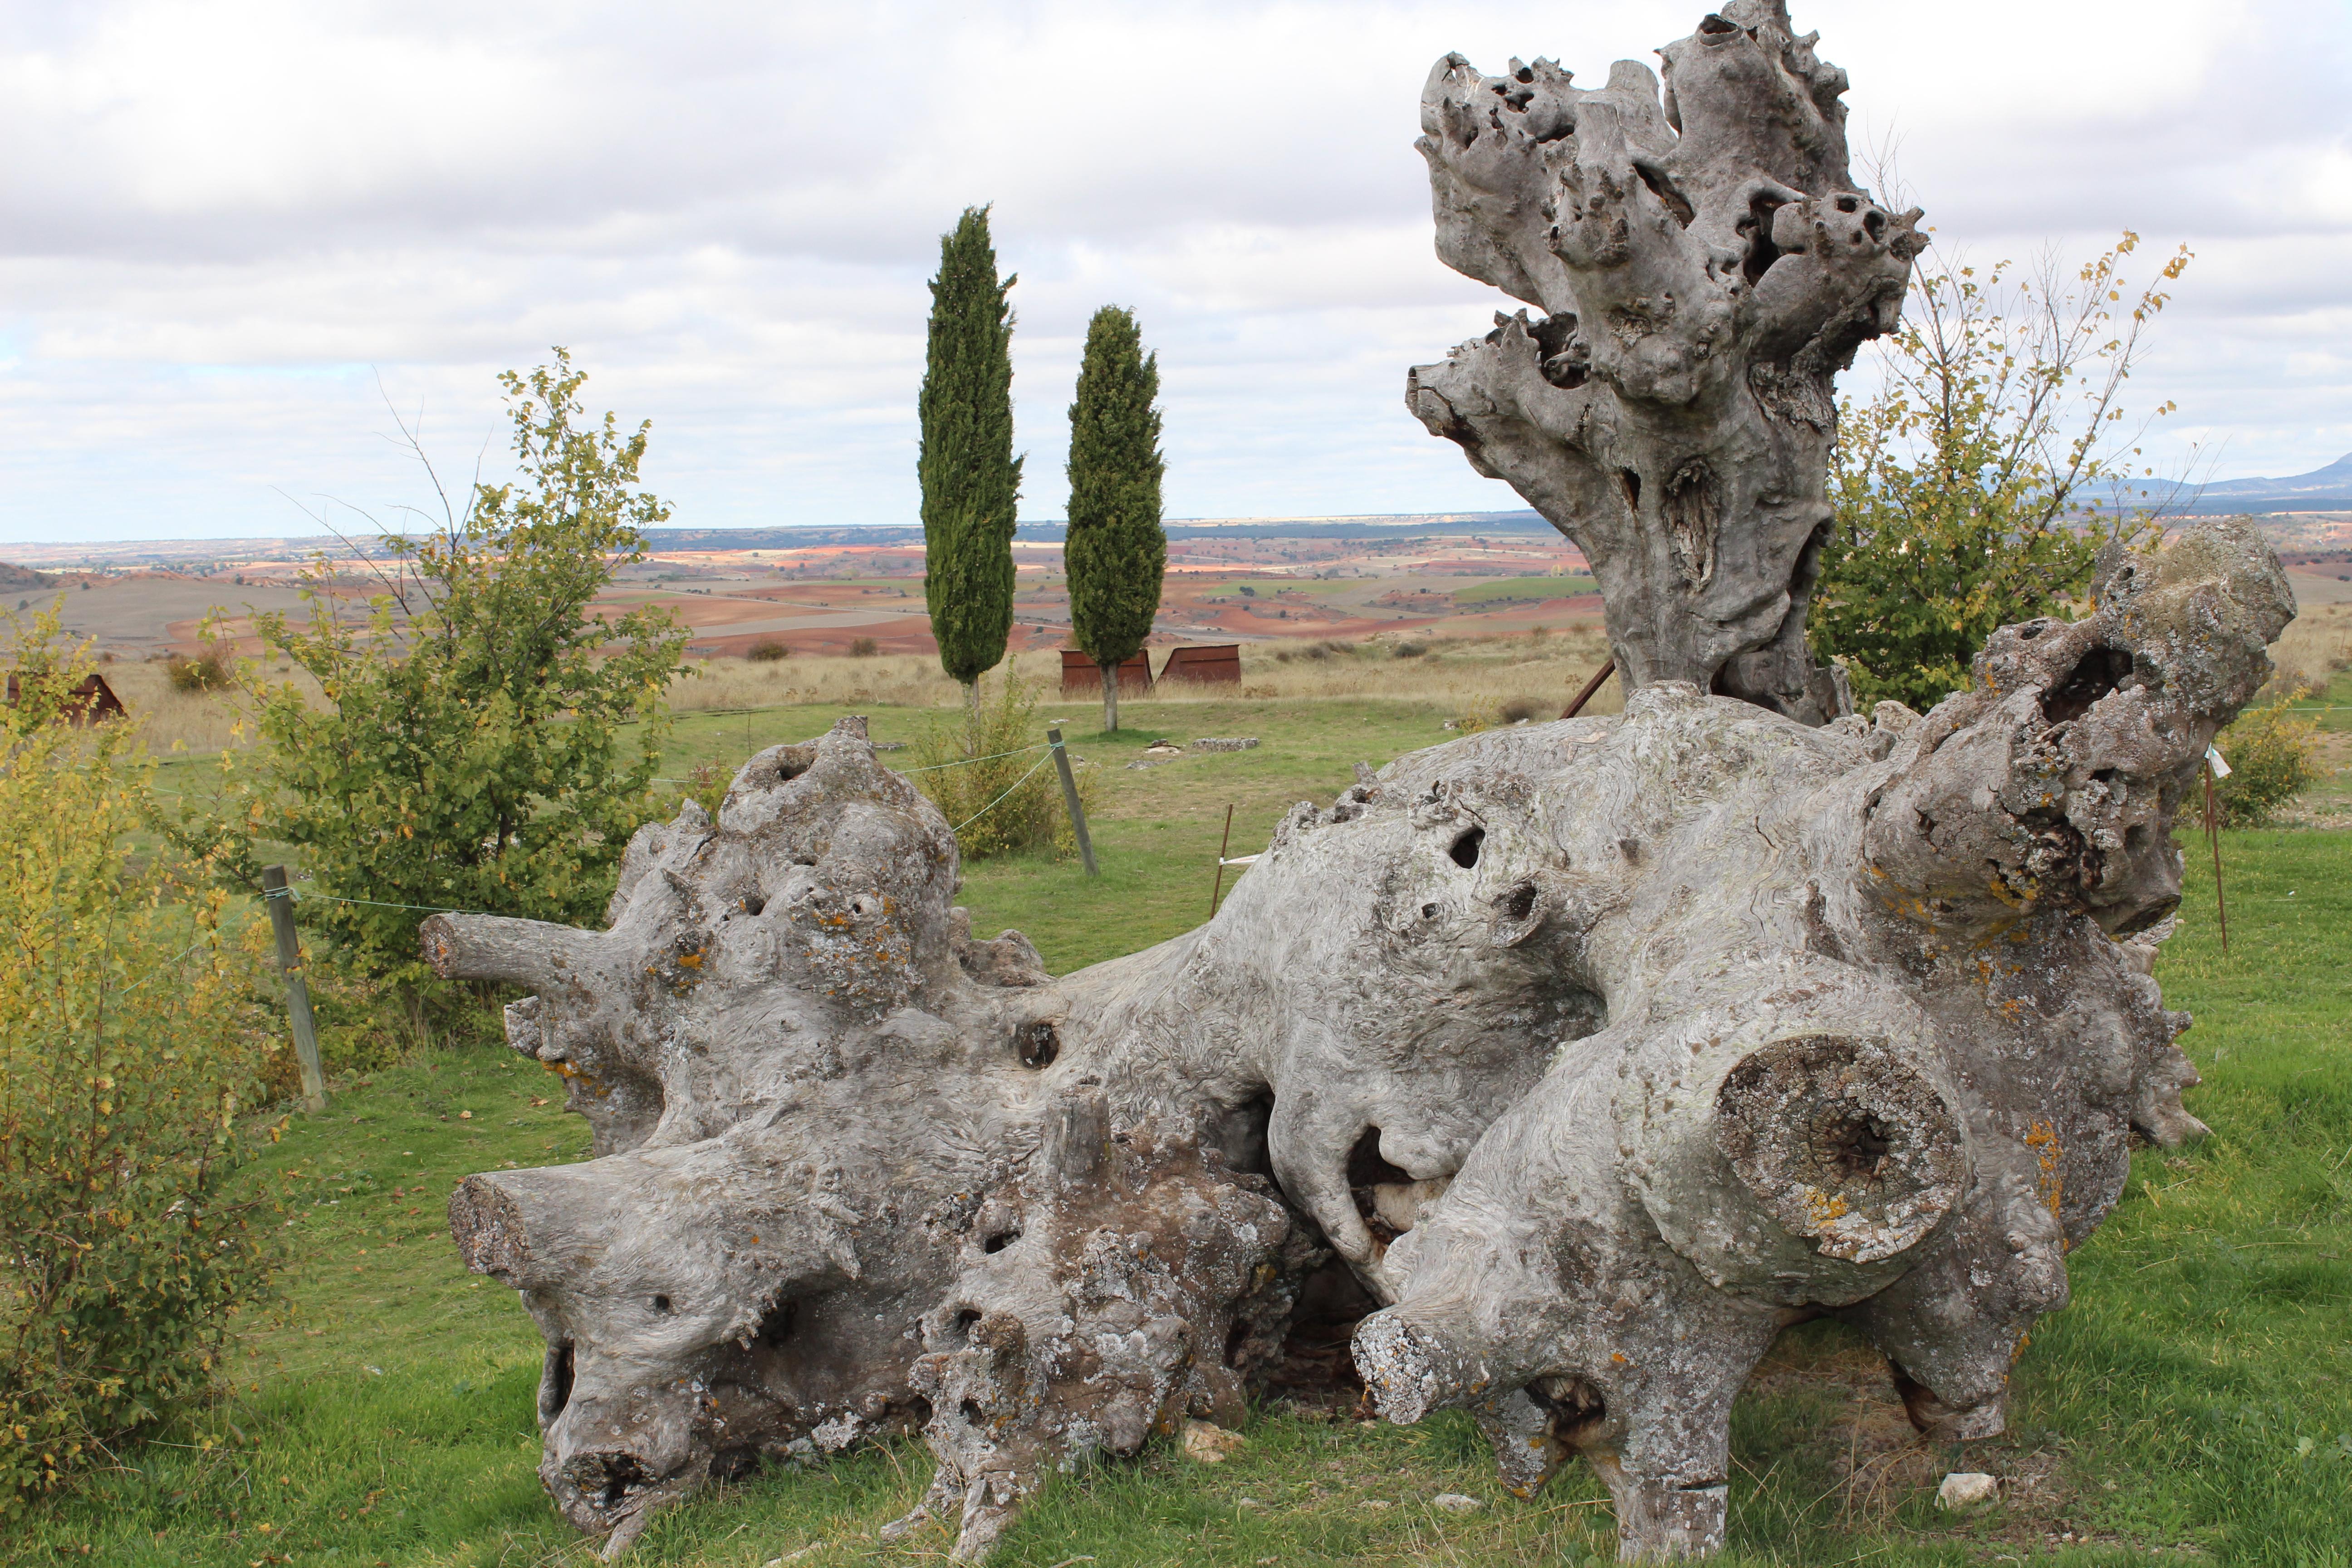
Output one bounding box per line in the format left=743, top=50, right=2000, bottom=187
left=2205, top=744, right=2232, bottom=779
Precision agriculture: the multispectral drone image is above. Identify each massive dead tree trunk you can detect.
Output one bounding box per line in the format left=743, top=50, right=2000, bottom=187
left=1408, top=0, right=1923, bottom=721
left=438, top=514, right=2288, bottom=1562
left=432, top=10, right=2290, bottom=1562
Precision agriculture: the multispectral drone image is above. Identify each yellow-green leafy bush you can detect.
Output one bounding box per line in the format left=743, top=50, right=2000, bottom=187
left=2211, top=689, right=2321, bottom=828
left=0, top=610, right=281, bottom=1514
left=908, top=673, right=1094, bottom=861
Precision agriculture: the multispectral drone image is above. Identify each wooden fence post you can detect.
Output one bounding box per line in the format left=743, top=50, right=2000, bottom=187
left=1046, top=728, right=1099, bottom=877
left=261, top=865, right=330, bottom=1112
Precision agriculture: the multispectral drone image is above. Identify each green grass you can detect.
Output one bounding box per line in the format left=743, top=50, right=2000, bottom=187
left=10, top=701, right=2350, bottom=1567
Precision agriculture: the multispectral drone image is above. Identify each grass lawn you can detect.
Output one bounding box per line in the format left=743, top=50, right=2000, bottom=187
left=10, top=698, right=2349, bottom=1567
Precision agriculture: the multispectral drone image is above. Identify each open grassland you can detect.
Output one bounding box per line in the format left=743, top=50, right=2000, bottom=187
left=9, top=691, right=2348, bottom=1568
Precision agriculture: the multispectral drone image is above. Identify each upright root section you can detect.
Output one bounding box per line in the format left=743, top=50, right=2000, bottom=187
left=438, top=551, right=2282, bottom=1548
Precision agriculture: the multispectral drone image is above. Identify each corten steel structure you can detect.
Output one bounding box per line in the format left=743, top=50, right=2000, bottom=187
left=3, top=671, right=126, bottom=725
left=1157, top=643, right=1243, bottom=686
left=434, top=7, right=2287, bottom=1561
left=1057, top=648, right=1152, bottom=697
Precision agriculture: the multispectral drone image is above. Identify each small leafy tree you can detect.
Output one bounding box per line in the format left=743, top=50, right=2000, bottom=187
left=2210, top=688, right=2321, bottom=827
left=920, top=206, right=1024, bottom=703
left=240, top=351, right=687, bottom=991
left=1810, top=233, right=2193, bottom=710
left=1, top=607, right=280, bottom=1514
left=1064, top=305, right=1166, bottom=733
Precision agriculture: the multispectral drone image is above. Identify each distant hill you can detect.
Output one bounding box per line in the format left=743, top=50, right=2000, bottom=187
left=0, top=561, right=62, bottom=589
left=2177, top=452, right=2352, bottom=513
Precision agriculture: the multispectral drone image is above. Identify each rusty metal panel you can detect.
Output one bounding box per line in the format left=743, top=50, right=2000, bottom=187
left=1059, top=649, right=1153, bottom=696
left=1156, top=644, right=1242, bottom=686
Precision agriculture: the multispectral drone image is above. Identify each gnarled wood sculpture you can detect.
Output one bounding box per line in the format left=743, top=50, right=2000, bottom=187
left=1408, top=0, right=1925, bottom=722
left=435, top=514, right=2289, bottom=1561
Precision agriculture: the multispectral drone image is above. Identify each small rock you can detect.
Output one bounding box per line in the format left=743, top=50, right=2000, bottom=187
left=1431, top=1492, right=1483, bottom=1513
left=1190, top=736, right=1259, bottom=752
left=1182, top=1419, right=1246, bottom=1463
left=1936, top=1471, right=1999, bottom=1509
left=1236, top=1496, right=1264, bottom=1510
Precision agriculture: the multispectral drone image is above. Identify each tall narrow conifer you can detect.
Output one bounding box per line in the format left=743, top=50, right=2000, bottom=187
left=919, top=206, right=1024, bottom=699
left=1063, top=305, right=1165, bottom=733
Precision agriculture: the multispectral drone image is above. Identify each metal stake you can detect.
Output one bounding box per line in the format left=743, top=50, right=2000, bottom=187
left=2203, top=763, right=2229, bottom=955
left=1210, top=804, right=1235, bottom=917
left=1561, top=657, right=1617, bottom=720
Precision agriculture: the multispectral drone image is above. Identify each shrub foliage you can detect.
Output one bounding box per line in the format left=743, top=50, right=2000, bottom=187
left=2210, top=689, right=2322, bottom=828
left=0, top=608, right=280, bottom=1514
left=236, top=351, right=687, bottom=980
left=1810, top=234, right=2191, bottom=710
left=908, top=673, right=1093, bottom=861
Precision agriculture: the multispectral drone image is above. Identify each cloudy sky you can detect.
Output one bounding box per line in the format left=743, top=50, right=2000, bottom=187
left=2, top=0, right=2347, bottom=544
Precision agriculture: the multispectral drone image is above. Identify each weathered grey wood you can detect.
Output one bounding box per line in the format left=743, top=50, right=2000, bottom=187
left=1046, top=726, right=1098, bottom=877
left=260, top=865, right=328, bottom=1114
left=431, top=518, right=2290, bottom=1564
left=1408, top=0, right=1922, bottom=723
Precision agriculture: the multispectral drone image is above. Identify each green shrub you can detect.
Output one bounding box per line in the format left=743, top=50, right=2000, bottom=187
left=235, top=351, right=686, bottom=986
left=849, top=637, right=879, bottom=658
left=1454, top=695, right=1504, bottom=735
left=907, top=673, right=1093, bottom=861
left=0, top=607, right=281, bottom=1516
left=2210, top=689, right=2321, bottom=828
left=164, top=644, right=231, bottom=692
left=745, top=639, right=790, bottom=663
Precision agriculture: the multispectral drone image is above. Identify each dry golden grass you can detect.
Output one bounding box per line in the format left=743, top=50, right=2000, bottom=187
left=668, top=629, right=1622, bottom=721
left=2266, top=601, right=2352, bottom=697
left=96, top=656, right=329, bottom=758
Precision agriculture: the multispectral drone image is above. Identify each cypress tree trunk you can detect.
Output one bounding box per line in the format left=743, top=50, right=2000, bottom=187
left=919, top=206, right=1024, bottom=695
left=1064, top=305, right=1165, bottom=735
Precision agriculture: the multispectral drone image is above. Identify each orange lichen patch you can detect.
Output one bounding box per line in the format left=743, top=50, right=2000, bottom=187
left=2024, top=1120, right=2064, bottom=1219
left=543, top=1059, right=611, bottom=1099
left=1802, top=1187, right=1853, bottom=1226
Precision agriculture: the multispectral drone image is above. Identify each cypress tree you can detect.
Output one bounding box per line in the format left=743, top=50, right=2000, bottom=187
left=1063, top=305, right=1165, bottom=733
left=919, top=206, right=1024, bottom=701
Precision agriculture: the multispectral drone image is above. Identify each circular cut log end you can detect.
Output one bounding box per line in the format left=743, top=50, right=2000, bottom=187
left=1713, top=1035, right=1963, bottom=1265
left=449, top=1173, right=539, bottom=1286
left=1352, top=1309, right=1486, bottom=1426
left=418, top=913, right=459, bottom=979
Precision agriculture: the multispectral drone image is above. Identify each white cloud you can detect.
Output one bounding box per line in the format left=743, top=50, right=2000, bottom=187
left=0, top=0, right=2347, bottom=544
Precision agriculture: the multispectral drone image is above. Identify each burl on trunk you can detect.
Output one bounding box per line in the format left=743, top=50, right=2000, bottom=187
left=436, top=515, right=2288, bottom=1561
